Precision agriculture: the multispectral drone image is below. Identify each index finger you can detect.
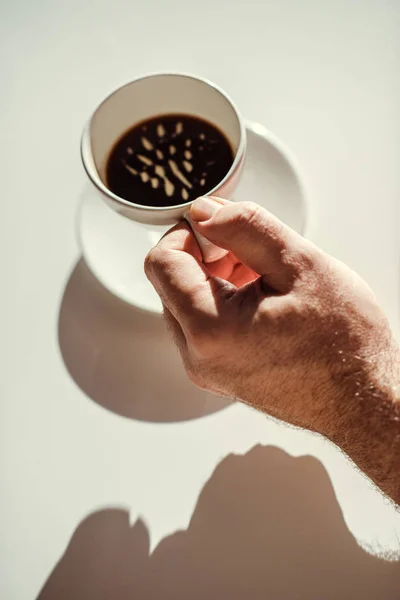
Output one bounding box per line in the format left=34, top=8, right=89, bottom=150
left=144, top=221, right=229, bottom=327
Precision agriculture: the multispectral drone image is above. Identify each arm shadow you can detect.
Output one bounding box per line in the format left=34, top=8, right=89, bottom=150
left=37, top=445, right=400, bottom=600
left=58, top=259, right=231, bottom=422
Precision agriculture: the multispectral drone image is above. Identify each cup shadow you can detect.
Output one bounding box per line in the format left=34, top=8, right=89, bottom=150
left=37, top=445, right=400, bottom=599
left=58, top=259, right=231, bottom=422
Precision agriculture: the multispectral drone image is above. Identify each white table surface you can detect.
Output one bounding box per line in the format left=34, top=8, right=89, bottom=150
left=1, top=1, right=400, bottom=598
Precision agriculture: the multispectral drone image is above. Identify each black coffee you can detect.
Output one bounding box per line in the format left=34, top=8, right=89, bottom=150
left=106, top=114, right=234, bottom=207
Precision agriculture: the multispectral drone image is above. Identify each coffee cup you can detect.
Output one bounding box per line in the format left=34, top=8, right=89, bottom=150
left=81, top=72, right=246, bottom=262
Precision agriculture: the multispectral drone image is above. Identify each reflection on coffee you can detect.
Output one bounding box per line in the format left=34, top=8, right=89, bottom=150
left=106, top=114, right=234, bottom=207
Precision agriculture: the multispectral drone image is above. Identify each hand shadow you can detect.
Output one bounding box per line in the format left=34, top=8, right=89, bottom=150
left=37, top=446, right=400, bottom=600
left=58, top=259, right=231, bottom=422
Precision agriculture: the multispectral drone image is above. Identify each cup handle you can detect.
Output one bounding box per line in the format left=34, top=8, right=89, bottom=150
left=184, top=213, right=228, bottom=263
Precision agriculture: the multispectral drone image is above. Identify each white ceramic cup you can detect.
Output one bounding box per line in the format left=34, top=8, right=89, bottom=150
left=81, top=73, right=247, bottom=261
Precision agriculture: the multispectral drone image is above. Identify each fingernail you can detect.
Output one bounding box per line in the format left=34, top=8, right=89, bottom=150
left=190, top=197, right=222, bottom=222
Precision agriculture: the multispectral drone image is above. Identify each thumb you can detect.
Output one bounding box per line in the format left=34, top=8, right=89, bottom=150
left=190, top=196, right=306, bottom=292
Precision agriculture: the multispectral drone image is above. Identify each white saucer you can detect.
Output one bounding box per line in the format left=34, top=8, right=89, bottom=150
left=78, top=121, right=308, bottom=313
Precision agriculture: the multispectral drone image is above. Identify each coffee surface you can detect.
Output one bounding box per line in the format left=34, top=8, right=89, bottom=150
left=106, top=114, right=234, bottom=207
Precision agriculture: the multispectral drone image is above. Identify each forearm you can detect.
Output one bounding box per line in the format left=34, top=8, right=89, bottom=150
left=327, top=353, right=400, bottom=505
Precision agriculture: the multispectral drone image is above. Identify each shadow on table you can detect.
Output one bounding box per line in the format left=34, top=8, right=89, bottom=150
left=58, top=259, right=231, bottom=422
left=37, top=445, right=400, bottom=600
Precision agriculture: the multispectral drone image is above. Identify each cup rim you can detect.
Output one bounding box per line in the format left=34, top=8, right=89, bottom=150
left=80, top=71, right=246, bottom=213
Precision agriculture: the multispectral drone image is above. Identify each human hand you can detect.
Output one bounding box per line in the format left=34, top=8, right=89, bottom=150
left=145, top=197, right=400, bottom=500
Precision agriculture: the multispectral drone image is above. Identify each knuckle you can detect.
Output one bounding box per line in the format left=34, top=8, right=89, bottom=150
left=296, top=249, right=316, bottom=271
left=284, top=247, right=316, bottom=277
left=233, top=201, right=262, bottom=227
left=144, top=246, right=169, bottom=277
left=295, top=242, right=319, bottom=271
left=144, top=247, right=159, bottom=275
left=233, top=202, right=287, bottom=247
